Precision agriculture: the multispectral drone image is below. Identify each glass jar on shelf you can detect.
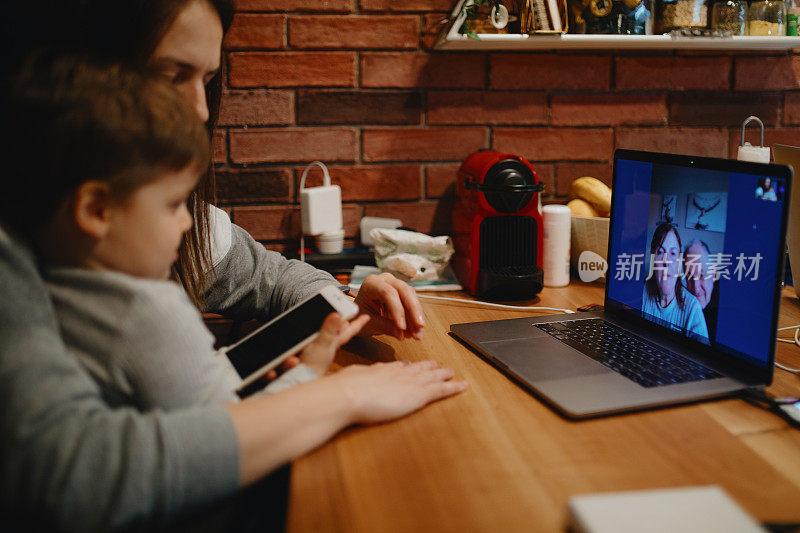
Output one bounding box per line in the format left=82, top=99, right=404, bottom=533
left=789, top=0, right=800, bottom=35
left=711, top=0, right=747, bottom=34
left=661, top=0, right=709, bottom=31
left=748, top=0, right=787, bottom=36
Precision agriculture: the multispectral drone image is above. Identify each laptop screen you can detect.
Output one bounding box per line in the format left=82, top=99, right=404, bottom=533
left=606, top=150, right=791, bottom=370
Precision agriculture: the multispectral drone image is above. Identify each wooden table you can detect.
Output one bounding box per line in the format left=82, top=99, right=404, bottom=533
left=288, top=282, right=800, bottom=532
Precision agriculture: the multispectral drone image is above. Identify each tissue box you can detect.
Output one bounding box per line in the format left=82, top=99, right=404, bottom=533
left=570, top=216, right=610, bottom=271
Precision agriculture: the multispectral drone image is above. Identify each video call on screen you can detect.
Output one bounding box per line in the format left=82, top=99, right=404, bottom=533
left=607, top=159, right=786, bottom=368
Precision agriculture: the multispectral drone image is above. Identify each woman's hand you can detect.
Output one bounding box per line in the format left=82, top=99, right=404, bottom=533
left=331, top=360, right=468, bottom=424
left=298, top=312, right=371, bottom=377
left=353, top=272, right=425, bottom=340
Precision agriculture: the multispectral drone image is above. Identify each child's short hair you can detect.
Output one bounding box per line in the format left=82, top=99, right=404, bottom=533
left=0, top=51, right=210, bottom=239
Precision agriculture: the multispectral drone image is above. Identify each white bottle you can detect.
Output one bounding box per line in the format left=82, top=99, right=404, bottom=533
left=543, top=204, right=571, bottom=287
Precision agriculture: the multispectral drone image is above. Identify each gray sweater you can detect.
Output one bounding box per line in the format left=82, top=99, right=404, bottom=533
left=45, top=267, right=321, bottom=409
left=0, top=207, right=338, bottom=531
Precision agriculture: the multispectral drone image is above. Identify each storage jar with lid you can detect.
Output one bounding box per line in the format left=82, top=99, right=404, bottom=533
left=661, top=0, right=709, bottom=31
left=748, top=0, right=787, bottom=35
left=711, top=0, right=747, bottom=34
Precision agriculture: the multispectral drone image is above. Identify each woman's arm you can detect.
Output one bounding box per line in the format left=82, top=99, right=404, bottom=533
left=228, top=361, right=467, bottom=485
left=202, top=207, right=428, bottom=341
left=203, top=207, right=337, bottom=321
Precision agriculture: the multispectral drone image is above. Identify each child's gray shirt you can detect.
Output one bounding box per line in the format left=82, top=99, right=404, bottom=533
left=1, top=206, right=339, bottom=531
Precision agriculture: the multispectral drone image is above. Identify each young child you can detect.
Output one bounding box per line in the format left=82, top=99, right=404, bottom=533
left=1, top=52, right=368, bottom=410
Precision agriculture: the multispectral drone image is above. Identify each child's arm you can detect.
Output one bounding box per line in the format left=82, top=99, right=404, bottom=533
left=1, top=235, right=240, bottom=531
left=223, top=301, right=468, bottom=485
left=228, top=360, right=468, bottom=486
left=120, top=282, right=242, bottom=409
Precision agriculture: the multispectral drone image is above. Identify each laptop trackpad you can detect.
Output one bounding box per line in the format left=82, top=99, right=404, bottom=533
left=480, top=336, right=611, bottom=382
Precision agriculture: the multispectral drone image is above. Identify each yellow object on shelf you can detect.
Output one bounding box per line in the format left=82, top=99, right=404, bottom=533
left=567, top=198, right=599, bottom=217
left=568, top=176, right=612, bottom=216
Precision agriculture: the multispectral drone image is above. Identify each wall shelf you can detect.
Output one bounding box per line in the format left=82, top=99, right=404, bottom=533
left=435, top=0, right=800, bottom=51
left=436, top=33, right=800, bottom=51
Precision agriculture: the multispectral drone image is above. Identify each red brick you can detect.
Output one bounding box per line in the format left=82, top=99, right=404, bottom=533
left=218, top=90, right=293, bottom=126
left=234, top=0, right=353, bottom=12
left=735, top=55, right=800, bottom=91
left=550, top=94, right=666, bottom=127
left=490, top=54, right=611, bottom=90
left=363, top=201, right=455, bottom=236
left=362, top=127, right=487, bottom=162
left=215, top=168, right=292, bottom=204
left=616, top=128, right=729, bottom=158
left=425, top=164, right=461, bottom=198
left=360, top=0, right=454, bottom=11
left=427, top=91, right=547, bottom=125
left=213, top=130, right=227, bottom=163
left=616, top=56, right=731, bottom=91
left=229, top=128, right=357, bottom=163
left=289, top=15, right=419, bottom=49
left=224, top=14, right=284, bottom=50
left=361, top=53, right=485, bottom=89
left=233, top=204, right=360, bottom=241
left=785, top=92, right=800, bottom=124
left=669, top=92, right=780, bottom=126
left=493, top=128, right=613, bottom=162
left=556, top=163, right=613, bottom=196
left=297, top=91, right=422, bottom=125
left=728, top=127, right=800, bottom=156
left=295, top=165, right=421, bottom=201
left=229, top=52, right=356, bottom=88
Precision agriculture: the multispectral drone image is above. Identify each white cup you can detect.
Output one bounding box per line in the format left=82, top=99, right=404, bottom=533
left=543, top=204, right=571, bottom=287
left=316, top=229, right=345, bottom=254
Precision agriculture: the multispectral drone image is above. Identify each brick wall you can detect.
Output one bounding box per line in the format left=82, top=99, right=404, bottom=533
left=216, top=0, right=800, bottom=252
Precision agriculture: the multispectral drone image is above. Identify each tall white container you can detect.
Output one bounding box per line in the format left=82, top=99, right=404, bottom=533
left=543, top=204, right=571, bottom=287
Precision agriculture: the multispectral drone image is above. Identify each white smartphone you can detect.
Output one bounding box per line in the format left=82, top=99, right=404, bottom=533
left=223, top=285, right=359, bottom=396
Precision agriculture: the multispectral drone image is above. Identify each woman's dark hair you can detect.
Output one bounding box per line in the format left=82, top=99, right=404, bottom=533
left=3, top=0, right=234, bottom=308
left=0, top=52, right=209, bottom=243
left=645, top=222, right=685, bottom=309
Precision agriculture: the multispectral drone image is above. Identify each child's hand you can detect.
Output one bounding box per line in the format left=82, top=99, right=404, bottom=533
left=332, top=360, right=468, bottom=424
left=263, top=356, right=300, bottom=381
left=300, top=313, right=371, bottom=377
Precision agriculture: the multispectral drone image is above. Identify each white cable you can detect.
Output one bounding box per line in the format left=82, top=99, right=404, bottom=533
left=416, top=294, right=575, bottom=314
left=774, top=324, right=800, bottom=374
left=298, top=161, right=331, bottom=262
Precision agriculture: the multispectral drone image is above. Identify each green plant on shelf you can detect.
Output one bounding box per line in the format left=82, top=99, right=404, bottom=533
left=458, top=0, right=506, bottom=39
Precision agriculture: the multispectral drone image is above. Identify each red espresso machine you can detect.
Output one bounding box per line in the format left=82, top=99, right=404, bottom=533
left=452, top=150, right=545, bottom=299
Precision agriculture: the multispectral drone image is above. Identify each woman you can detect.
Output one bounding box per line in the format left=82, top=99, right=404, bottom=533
left=31, top=0, right=424, bottom=340
left=642, top=223, right=708, bottom=339
left=0, top=1, right=463, bottom=530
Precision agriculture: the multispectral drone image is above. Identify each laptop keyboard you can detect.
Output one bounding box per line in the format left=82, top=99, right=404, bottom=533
left=536, top=319, right=721, bottom=388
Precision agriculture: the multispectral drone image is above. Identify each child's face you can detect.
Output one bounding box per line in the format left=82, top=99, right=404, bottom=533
left=99, top=166, right=199, bottom=279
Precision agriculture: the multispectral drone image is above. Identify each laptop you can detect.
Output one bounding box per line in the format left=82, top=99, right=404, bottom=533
left=772, top=144, right=800, bottom=299
left=451, top=149, right=792, bottom=418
